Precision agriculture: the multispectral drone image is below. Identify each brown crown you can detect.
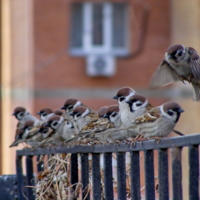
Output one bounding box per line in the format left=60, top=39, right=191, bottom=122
left=54, top=110, right=63, bottom=116
left=116, top=87, right=134, bottom=97
left=64, top=98, right=79, bottom=107
left=128, top=94, right=146, bottom=103
left=39, top=108, right=53, bottom=114
left=72, top=106, right=87, bottom=114
left=167, top=44, right=184, bottom=55
left=13, top=106, right=26, bottom=114
left=107, top=105, right=119, bottom=114
left=98, top=106, right=108, bottom=117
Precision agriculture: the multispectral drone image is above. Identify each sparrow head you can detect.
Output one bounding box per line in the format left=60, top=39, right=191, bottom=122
left=21, top=120, right=35, bottom=131
left=61, top=98, right=81, bottom=113
left=113, top=87, right=136, bottom=104
left=167, top=44, right=186, bottom=60
left=162, top=102, right=184, bottom=123
left=38, top=122, right=49, bottom=134
left=45, top=115, right=63, bottom=130
left=36, top=108, right=53, bottom=121
left=69, top=106, right=90, bottom=121
left=12, top=107, right=26, bottom=120
left=53, top=110, right=63, bottom=116
left=104, top=105, right=120, bottom=123
left=126, top=94, right=148, bottom=112
left=98, top=106, right=108, bottom=118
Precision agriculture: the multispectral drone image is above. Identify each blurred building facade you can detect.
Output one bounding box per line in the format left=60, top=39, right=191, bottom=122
left=1, top=1, right=200, bottom=197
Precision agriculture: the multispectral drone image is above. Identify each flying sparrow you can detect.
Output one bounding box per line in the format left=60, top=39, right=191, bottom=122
left=150, top=44, right=200, bottom=101
left=129, top=101, right=184, bottom=139
left=12, top=106, right=39, bottom=128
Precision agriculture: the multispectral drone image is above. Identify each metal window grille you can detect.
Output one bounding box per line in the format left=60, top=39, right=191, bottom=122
left=16, top=133, right=200, bottom=200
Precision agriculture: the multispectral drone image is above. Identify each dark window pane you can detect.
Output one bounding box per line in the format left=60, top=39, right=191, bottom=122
left=112, top=3, right=127, bottom=48
left=92, top=3, right=103, bottom=45
left=70, top=3, right=83, bottom=48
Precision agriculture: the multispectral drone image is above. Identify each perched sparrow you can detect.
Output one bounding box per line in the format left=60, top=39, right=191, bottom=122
left=36, top=108, right=54, bottom=122
left=113, top=87, right=136, bottom=111
left=45, top=115, right=76, bottom=143
left=121, top=94, right=153, bottom=127
left=12, top=106, right=39, bottom=128
left=70, top=106, right=99, bottom=132
left=150, top=44, right=200, bottom=101
left=9, top=129, right=25, bottom=147
left=61, top=98, right=93, bottom=121
left=81, top=106, right=114, bottom=132
left=129, top=101, right=184, bottom=138
left=103, top=105, right=124, bottom=128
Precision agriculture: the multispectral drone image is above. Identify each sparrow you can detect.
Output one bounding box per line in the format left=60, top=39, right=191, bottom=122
left=12, top=106, right=39, bottom=128
left=103, top=105, right=124, bottom=128
left=113, top=87, right=136, bottom=111
left=128, top=101, right=184, bottom=139
left=36, top=108, right=54, bottom=122
left=149, top=44, right=200, bottom=101
left=121, top=94, right=153, bottom=127
left=45, top=115, right=76, bottom=143
left=61, top=98, right=93, bottom=121
left=81, top=106, right=114, bottom=132
left=9, top=128, right=25, bottom=147
left=69, top=106, right=99, bottom=132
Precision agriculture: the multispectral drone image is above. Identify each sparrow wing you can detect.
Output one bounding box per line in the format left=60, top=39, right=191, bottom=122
left=149, top=59, right=180, bottom=88
left=133, top=107, right=160, bottom=124
left=188, top=48, right=200, bottom=80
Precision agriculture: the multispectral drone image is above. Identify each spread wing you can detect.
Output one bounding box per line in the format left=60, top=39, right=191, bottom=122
left=188, top=47, right=200, bottom=80
left=133, top=107, right=160, bottom=124
left=149, top=59, right=180, bottom=88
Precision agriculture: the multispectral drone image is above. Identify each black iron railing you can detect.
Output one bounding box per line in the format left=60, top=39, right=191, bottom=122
left=16, top=133, right=200, bottom=200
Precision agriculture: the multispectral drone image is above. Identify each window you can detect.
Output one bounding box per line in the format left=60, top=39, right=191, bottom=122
left=70, top=2, right=129, bottom=56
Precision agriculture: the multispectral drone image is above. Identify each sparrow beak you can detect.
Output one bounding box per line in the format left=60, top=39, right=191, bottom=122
left=45, top=123, right=50, bottom=127
left=12, top=113, right=16, bottom=116
left=178, top=108, right=184, bottom=113
left=103, top=114, right=108, bottom=118
left=61, top=106, right=66, bottom=110
left=36, top=112, right=41, bottom=115
left=113, top=96, right=118, bottom=99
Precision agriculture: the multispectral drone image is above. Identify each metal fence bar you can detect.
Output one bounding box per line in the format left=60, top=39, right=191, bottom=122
left=158, top=148, right=169, bottom=200
left=37, top=155, right=44, bottom=172
left=117, top=152, right=126, bottom=200
left=16, top=134, right=200, bottom=155
left=172, top=147, right=182, bottom=200
left=81, top=153, right=90, bottom=200
left=92, top=153, right=101, bottom=200
left=25, top=155, right=34, bottom=200
left=71, top=153, right=78, bottom=191
left=104, top=153, right=114, bottom=200
left=189, top=145, right=199, bottom=200
left=144, top=150, right=155, bottom=200
left=130, top=151, right=140, bottom=200
left=16, top=155, right=25, bottom=200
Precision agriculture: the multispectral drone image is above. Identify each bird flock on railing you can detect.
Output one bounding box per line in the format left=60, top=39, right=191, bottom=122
left=10, top=44, right=200, bottom=148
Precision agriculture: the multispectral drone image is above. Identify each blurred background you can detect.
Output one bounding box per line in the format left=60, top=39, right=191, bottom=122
left=1, top=0, right=200, bottom=198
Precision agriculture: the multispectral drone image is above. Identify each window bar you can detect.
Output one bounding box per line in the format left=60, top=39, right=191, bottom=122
left=71, top=153, right=78, bottom=193
left=189, top=145, right=199, bottom=200
left=37, top=155, right=44, bottom=172
left=16, top=155, right=25, bottom=200
left=117, top=152, right=126, bottom=200
left=104, top=153, right=114, bottom=200
left=25, top=155, right=34, bottom=200
left=81, top=153, right=90, bottom=200
left=171, top=147, right=182, bottom=200
left=130, top=151, right=140, bottom=200
left=158, top=148, right=169, bottom=200
left=92, top=153, right=101, bottom=200
left=144, top=150, right=155, bottom=200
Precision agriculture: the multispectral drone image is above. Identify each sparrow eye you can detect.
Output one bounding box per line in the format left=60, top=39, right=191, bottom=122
left=19, top=113, right=23, bottom=116
left=167, top=110, right=174, bottom=116
left=76, top=113, right=81, bottom=117
left=68, top=105, right=73, bottom=110
left=111, top=113, right=117, bottom=117
left=119, top=97, right=125, bottom=102
left=136, top=103, right=142, bottom=107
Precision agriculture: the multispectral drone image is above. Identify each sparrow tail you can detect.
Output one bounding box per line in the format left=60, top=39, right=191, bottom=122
left=172, top=129, right=184, bottom=136
left=192, top=83, right=200, bottom=101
